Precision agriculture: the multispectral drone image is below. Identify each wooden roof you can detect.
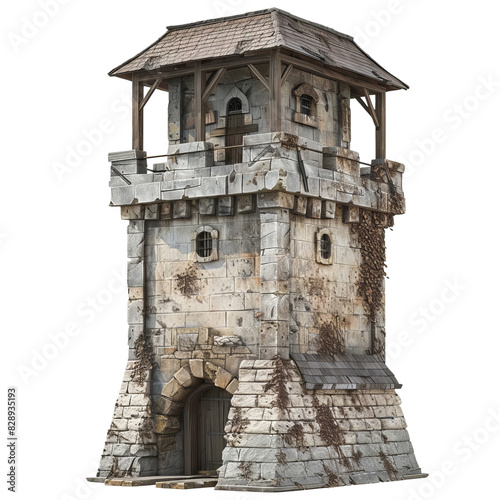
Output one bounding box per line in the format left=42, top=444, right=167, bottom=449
left=110, top=8, right=408, bottom=91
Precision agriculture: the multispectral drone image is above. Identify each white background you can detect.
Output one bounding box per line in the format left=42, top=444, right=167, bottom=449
left=2, top=1, right=499, bottom=499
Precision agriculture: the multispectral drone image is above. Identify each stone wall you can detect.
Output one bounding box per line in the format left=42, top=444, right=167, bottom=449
left=167, top=66, right=342, bottom=153
left=289, top=205, right=382, bottom=355
left=144, top=206, right=262, bottom=395
left=216, top=359, right=421, bottom=492
left=281, top=67, right=340, bottom=146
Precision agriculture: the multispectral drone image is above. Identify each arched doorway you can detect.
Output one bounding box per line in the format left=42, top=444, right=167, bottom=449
left=225, top=97, right=244, bottom=165
left=184, top=384, right=232, bottom=475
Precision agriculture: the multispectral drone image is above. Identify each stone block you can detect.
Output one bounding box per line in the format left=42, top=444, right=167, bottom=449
left=218, top=196, right=234, bottom=216
left=161, top=378, right=189, bottom=402
left=306, top=198, right=322, bottom=218
left=215, top=367, right=233, bottom=389
left=322, top=200, right=336, bottom=219
left=144, top=204, right=159, bottom=220
left=292, top=196, right=307, bottom=215
left=177, top=333, right=198, bottom=351
left=237, top=194, right=255, bottom=213
left=173, top=366, right=196, bottom=388
left=111, top=185, right=135, bottom=206
left=135, top=182, right=160, bottom=204
left=122, top=206, right=144, bottom=220
left=172, top=200, right=191, bottom=219
left=188, top=359, right=204, bottom=379
left=186, top=176, right=226, bottom=197
left=342, top=205, right=360, bottom=224
left=231, top=395, right=258, bottom=407
left=127, top=299, right=143, bottom=325
left=199, top=198, right=216, bottom=215
left=160, top=203, right=172, bottom=219
left=153, top=414, right=181, bottom=435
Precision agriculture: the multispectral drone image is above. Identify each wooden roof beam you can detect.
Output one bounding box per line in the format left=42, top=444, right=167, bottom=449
left=280, top=53, right=386, bottom=94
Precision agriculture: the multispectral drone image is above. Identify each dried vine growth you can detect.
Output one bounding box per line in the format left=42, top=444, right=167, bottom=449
left=131, top=333, right=153, bottom=385
left=138, top=414, right=154, bottom=444
left=276, top=450, right=288, bottom=465
left=317, top=315, right=346, bottom=356
left=379, top=451, right=398, bottom=480
left=238, top=462, right=252, bottom=479
left=313, top=397, right=351, bottom=469
left=352, top=209, right=387, bottom=322
left=323, top=464, right=343, bottom=487
left=371, top=163, right=404, bottom=214
left=263, top=356, right=294, bottom=411
left=284, top=423, right=306, bottom=450
left=174, top=264, right=198, bottom=295
left=229, top=407, right=249, bottom=438
left=352, top=449, right=363, bottom=466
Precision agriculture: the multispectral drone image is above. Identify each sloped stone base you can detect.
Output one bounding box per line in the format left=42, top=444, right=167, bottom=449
left=216, top=359, right=422, bottom=491
left=95, top=361, right=159, bottom=479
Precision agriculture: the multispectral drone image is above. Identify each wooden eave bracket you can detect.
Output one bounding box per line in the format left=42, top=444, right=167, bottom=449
left=281, top=64, right=293, bottom=86
left=356, top=89, right=380, bottom=128
left=247, top=64, right=270, bottom=91
left=139, top=79, right=162, bottom=111
left=202, top=68, right=227, bottom=102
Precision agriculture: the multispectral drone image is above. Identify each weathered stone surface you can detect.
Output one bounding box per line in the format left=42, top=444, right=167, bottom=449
left=215, top=367, right=233, bottom=389
left=153, top=415, right=181, bottom=435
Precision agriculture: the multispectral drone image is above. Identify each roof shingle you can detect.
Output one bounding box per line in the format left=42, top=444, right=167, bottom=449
left=109, top=8, right=407, bottom=91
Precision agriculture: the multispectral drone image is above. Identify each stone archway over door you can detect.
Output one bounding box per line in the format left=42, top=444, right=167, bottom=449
left=184, top=384, right=232, bottom=475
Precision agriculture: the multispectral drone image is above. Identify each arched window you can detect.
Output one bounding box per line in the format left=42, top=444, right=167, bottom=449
left=293, top=83, right=319, bottom=128
left=192, top=226, right=219, bottom=262
left=316, top=229, right=334, bottom=265
left=196, top=231, right=213, bottom=258
left=320, top=233, right=332, bottom=260
left=227, top=97, right=242, bottom=115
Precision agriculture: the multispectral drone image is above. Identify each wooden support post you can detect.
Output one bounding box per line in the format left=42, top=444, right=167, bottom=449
left=194, top=61, right=206, bottom=142
left=132, top=75, right=144, bottom=150
left=376, top=92, right=386, bottom=159
left=270, top=49, right=282, bottom=132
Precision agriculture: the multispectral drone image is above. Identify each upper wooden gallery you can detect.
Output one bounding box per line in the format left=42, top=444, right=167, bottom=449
left=109, top=8, right=408, bottom=160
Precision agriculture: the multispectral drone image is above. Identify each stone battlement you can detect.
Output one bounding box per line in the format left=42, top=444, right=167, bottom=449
left=109, top=133, right=405, bottom=217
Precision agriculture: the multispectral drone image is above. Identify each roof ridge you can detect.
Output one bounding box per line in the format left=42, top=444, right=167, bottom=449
left=166, top=8, right=275, bottom=32
left=165, top=8, right=354, bottom=42
left=270, top=8, right=285, bottom=47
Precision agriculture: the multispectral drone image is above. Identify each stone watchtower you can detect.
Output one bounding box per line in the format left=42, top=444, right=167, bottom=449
left=92, top=8, right=425, bottom=491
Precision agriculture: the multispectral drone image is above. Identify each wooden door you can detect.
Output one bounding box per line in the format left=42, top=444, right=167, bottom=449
left=196, top=386, right=232, bottom=473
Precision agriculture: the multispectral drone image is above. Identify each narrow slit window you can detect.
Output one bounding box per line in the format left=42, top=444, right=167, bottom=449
left=316, top=229, right=333, bottom=265
left=196, top=231, right=213, bottom=258
left=320, top=233, right=332, bottom=260
left=300, top=94, right=313, bottom=116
